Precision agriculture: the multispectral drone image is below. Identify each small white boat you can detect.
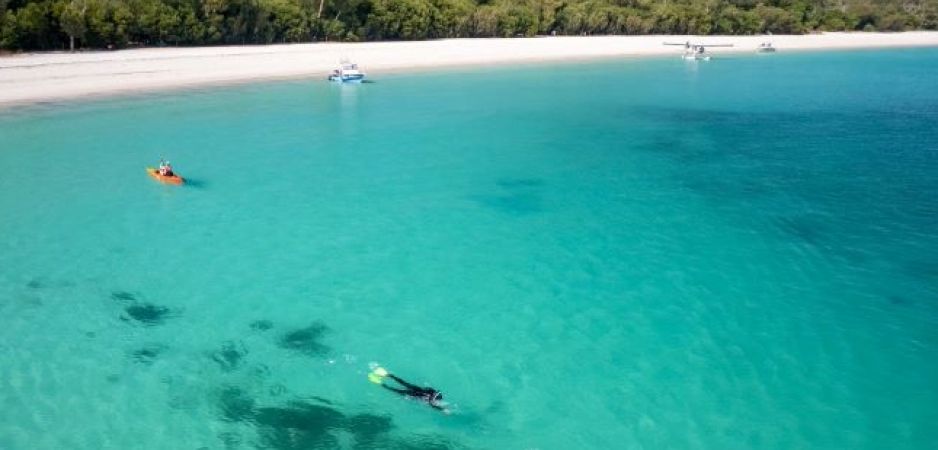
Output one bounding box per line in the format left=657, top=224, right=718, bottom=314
left=328, top=61, right=365, bottom=83
left=757, top=42, right=777, bottom=53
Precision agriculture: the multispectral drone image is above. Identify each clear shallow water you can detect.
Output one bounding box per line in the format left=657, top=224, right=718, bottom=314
left=1, top=48, right=937, bottom=449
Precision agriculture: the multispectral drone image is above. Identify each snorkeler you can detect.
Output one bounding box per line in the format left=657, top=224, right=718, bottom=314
left=368, top=365, right=449, bottom=413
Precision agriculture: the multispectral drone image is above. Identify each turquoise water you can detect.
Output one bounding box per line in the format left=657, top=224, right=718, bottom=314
left=1, top=48, right=937, bottom=449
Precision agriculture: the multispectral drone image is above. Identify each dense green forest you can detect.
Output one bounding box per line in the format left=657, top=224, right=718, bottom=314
left=1, top=0, right=936, bottom=51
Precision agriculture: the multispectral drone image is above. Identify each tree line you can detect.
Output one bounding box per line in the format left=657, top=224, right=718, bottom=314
left=1, top=0, right=936, bottom=51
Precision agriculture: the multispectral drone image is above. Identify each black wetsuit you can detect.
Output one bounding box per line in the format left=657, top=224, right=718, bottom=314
left=382, top=374, right=444, bottom=410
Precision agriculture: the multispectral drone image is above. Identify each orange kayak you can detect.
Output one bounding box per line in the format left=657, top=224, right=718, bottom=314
left=146, top=167, right=184, bottom=185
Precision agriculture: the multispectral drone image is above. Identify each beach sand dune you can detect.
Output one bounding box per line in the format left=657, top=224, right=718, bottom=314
left=1, top=32, right=937, bottom=108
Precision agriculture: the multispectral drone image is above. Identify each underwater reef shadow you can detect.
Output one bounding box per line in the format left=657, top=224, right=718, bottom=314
left=26, top=277, right=74, bottom=290
left=111, top=291, right=139, bottom=302
left=113, top=290, right=180, bottom=326
left=130, top=343, right=169, bottom=365
left=121, top=303, right=180, bottom=326
left=215, top=386, right=467, bottom=450
left=277, top=322, right=331, bottom=357
left=251, top=319, right=274, bottom=332
left=211, top=340, right=249, bottom=372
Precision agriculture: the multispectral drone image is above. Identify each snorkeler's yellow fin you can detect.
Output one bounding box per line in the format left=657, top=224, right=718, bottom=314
left=368, top=373, right=384, bottom=384
left=373, top=367, right=388, bottom=377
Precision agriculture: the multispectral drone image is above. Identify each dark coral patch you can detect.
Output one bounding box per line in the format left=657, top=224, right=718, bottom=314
left=278, top=323, right=330, bottom=356
left=123, top=303, right=175, bottom=326
left=209, top=391, right=465, bottom=450
left=131, top=344, right=167, bottom=365
left=211, top=341, right=248, bottom=372
left=269, top=383, right=287, bottom=397
left=256, top=402, right=345, bottom=430
left=245, top=364, right=271, bottom=383
left=217, top=386, right=256, bottom=423
left=111, top=291, right=138, bottom=302
left=250, top=320, right=274, bottom=331
left=254, top=402, right=345, bottom=450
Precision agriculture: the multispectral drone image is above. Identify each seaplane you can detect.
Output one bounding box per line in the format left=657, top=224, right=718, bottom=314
left=664, top=41, right=734, bottom=61
left=757, top=42, right=777, bottom=53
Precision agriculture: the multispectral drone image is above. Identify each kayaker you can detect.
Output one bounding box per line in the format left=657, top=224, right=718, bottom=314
left=158, top=160, right=174, bottom=177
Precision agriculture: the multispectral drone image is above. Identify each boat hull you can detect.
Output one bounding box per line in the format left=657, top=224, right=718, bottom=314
left=328, top=75, right=365, bottom=83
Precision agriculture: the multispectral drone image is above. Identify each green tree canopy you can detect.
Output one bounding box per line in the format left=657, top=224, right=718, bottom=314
left=1, top=0, right=935, bottom=50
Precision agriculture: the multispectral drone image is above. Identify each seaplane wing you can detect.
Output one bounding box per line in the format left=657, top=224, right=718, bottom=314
left=662, top=42, right=734, bottom=48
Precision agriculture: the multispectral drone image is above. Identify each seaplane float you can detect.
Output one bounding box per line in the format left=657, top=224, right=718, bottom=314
left=664, top=41, right=734, bottom=61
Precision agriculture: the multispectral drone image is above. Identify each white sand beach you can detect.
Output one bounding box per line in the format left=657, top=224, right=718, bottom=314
left=1, top=32, right=937, bottom=108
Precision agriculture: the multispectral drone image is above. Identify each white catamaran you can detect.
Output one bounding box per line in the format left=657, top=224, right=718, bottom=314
left=329, top=60, right=366, bottom=83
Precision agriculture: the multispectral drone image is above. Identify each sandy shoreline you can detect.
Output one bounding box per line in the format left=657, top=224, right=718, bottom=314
left=1, top=32, right=937, bottom=108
